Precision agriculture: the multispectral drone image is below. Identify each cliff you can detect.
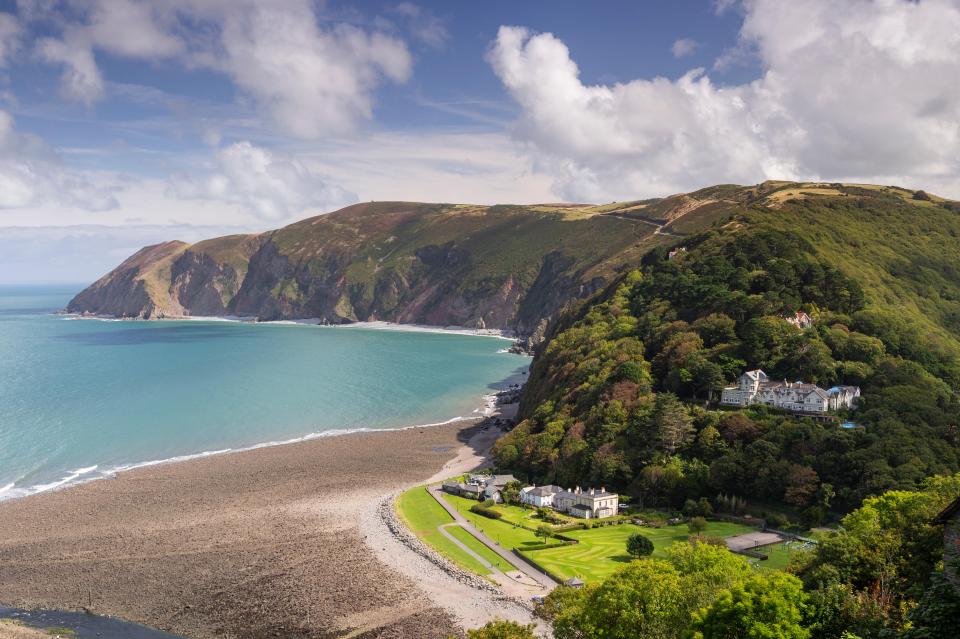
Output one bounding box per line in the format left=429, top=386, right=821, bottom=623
left=68, top=198, right=736, bottom=332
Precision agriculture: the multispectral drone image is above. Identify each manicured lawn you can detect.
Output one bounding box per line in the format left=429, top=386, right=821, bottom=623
left=753, top=540, right=813, bottom=572
left=395, top=486, right=492, bottom=576
left=446, top=525, right=517, bottom=573
left=524, top=521, right=754, bottom=583
left=489, top=502, right=576, bottom=528
left=441, top=493, right=544, bottom=550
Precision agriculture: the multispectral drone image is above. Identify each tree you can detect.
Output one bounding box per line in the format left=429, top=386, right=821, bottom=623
left=688, top=516, right=708, bottom=537
left=688, top=572, right=810, bottom=639
left=551, top=542, right=751, bottom=639
left=626, top=532, right=654, bottom=558
left=463, top=620, right=537, bottom=639
left=501, top=480, right=523, bottom=504
left=653, top=393, right=694, bottom=454
left=536, top=506, right=552, bottom=520
left=535, top=524, right=553, bottom=543
left=784, top=464, right=820, bottom=507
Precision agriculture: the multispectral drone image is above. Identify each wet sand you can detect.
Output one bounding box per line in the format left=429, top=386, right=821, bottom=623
left=0, top=420, right=530, bottom=639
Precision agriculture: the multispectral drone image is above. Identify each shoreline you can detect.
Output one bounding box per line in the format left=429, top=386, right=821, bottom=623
left=0, top=394, right=532, bottom=638
left=59, top=313, right=520, bottom=341
left=1, top=337, right=528, bottom=503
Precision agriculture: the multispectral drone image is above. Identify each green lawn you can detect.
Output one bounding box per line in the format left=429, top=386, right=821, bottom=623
left=441, top=493, right=545, bottom=549
left=489, top=501, right=576, bottom=528
left=753, top=540, right=813, bottom=572
left=523, top=521, right=754, bottom=583
left=395, top=486, right=492, bottom=576
left=445, top=525, right=517, bottom=573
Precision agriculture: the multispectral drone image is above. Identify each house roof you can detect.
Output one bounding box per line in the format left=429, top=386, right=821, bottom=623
left=565, top=577, right=585, bottom=586
left=934, top=496, right=960, bottom=524
left=527, top=485, right=562, bottom=497
left=488, top=474, right=517, bottom=487
left=461, top=484, right=484, bottom=493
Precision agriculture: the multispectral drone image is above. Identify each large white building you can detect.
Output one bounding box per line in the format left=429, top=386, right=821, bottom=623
left=522, top=485, right=619, bottom=519
left=720, top=369, right=859, bottom=413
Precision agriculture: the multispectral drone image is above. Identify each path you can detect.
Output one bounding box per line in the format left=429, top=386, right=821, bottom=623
left=604, top=212, right=685, bottom=237
left=427, top=485, right=558, bottom=590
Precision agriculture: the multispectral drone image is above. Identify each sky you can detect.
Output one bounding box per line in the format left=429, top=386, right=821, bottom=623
left=1, top=0, right=959, bottom=283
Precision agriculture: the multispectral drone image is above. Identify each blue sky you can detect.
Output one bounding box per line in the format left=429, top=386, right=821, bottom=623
left=1, top=0, right=959, bottom=283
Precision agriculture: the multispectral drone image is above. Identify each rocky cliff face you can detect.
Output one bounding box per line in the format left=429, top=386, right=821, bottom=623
left=67, top=197, right=732, bottom=332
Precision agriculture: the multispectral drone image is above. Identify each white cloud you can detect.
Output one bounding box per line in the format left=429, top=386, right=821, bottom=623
left=389, top=2, right=449, bottom=48
left=37, top=36, right=104, bottom=104
left=25, top=0, right=412, bottom=139
left=207, top=2, right=412, bottom=138
left=0, top=12, right=20, bottom=67
left=671, top=38, right=699, bottom=58
left=0, top=109, right=117, bottom=210
left=489, top=0, right=960, bottom=200
left=169, top=141, right=357, bottom=221
left=294, top=129, right=555, bottom=204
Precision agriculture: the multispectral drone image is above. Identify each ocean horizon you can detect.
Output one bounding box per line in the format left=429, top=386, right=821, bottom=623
left=0, top=284, right=528, bottom=502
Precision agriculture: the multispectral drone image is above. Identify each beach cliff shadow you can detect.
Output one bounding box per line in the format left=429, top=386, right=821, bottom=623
left=56, top=323, right=260, bottom=346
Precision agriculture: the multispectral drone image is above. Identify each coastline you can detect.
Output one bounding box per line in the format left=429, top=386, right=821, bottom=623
left=0, top=393, right=533, bottom=638
left=60, top=313, right=519, bottom=341
left=1, top=319, right=529, bottom=504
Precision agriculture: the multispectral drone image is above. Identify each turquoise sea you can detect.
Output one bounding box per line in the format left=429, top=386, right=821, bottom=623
left=0, top=285, right=528, bottom=501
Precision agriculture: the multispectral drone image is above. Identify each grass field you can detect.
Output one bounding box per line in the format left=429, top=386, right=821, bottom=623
left=753, top=540, right=813, bottom=572
left=488, top=501, right=577, bottom=528
left=445, top=525, right=517, bottom=573
left=395, top=486, right=493, bottom=576
left=441, top=493, right=545, bottom=549
left=523, top=521, right=754, bottom=583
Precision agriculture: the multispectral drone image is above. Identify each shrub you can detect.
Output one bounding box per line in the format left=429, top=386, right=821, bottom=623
left=470, top=504, right=503, bottom=519
left=626, top=532, right=655, bottom=558
left=688, top=516, right=708, bottom=536
left=766, top=512, right=790, bottom=529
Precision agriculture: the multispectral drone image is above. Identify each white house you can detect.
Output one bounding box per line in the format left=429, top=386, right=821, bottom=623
left=521, top=485, right=563, bottom=508
left=785, top=311, right=814, bottom=328
left=827, top=386, right=861, bottom=411
left=552, top=487, right=619, bottom=519
left=721, top=369, right=859, bottom=413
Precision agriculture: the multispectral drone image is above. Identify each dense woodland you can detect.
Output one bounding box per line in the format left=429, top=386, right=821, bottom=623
left=475, top=187, right=960, bottom=638
left=495, top=196, right=960, bottom=519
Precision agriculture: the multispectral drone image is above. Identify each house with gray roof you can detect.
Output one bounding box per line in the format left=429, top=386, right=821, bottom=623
left=520, top=484, right=563, bottom=508
left=721, top=369, right=859, bottom=414
left=484, top=474, right=518, bottom=503
left=551, top=486, right=619, bottom=519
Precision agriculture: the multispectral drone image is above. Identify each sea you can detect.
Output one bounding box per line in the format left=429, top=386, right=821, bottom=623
left=0, top=284, right=529, bottom=502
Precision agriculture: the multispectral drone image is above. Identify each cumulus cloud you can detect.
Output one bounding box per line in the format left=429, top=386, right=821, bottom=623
left=671, top=38, right=699, bottom=58
left=169, top=141, right=357, bottom=221
left=207, top=2, right=412, bottom=138
left=25, top=0, right=411, bottom=138
left=0, top=110, right=117, bottom=210
left=489, top=0, right=960, bottom=200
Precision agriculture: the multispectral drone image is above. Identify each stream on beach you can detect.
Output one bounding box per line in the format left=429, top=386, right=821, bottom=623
left=0, top=607, right=187, bottom=639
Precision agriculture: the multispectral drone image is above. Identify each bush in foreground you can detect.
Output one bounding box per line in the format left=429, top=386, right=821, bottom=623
left=626, top=532, right=654, bottom=558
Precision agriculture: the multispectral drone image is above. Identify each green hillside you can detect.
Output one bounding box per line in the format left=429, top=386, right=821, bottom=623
left=495, top=182, right=960, bottom=514
left=71, top=200, right=727, bottom=331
